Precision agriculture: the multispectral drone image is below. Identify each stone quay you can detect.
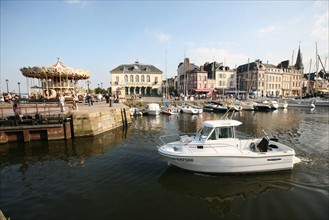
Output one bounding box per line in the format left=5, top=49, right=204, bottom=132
left=0, top=101, right=131, bottom=144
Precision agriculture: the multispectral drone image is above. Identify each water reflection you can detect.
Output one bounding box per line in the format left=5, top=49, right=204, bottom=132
left=159, top=166, right=294, bottom=216
left=0, top=126, right=130, bottom=170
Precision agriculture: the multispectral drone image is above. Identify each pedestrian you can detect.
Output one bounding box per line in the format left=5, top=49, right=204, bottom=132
left=58, top=93, right=65, bottom=112
left=87, top=94, right=92, bottom=106
left=12, top=95, right=22, bottom=122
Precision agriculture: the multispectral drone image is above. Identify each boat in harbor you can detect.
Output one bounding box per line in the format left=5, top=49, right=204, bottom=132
left=287, top=99, right=315, bottom=109
left=240, top=101, right=256, bottom=111
left=179, top=105, right=203, bottom=114
left=146, top=103, right=161, bottom=115
left=254, top=102, right=272, bottom=111
left=158, top=117, right=301, bottom=173
left=129, top=107, right=147, bottom=116
left=203, top=101, right=228, bottom=113
left=161, top=106, right=180, bottom=115
left=277, top=101, right=288, bottom=109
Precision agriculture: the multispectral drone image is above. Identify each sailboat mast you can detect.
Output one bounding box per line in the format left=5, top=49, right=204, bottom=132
left=308, top=58, right=312, bottom=95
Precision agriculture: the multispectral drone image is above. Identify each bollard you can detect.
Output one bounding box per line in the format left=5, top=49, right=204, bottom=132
left=109, top=99, right=112, bottom=107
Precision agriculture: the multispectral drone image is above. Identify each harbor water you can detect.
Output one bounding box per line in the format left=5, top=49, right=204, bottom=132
left=1, top=108, right=328, bottom=220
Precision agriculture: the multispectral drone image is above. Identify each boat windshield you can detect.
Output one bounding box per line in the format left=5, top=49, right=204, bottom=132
left=208, top=127, right=234, bottom=140
left=199, top=126, right=213, bottom=138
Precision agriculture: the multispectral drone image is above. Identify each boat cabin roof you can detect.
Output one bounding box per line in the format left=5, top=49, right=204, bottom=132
left=202, top=120, right=242, bottom=128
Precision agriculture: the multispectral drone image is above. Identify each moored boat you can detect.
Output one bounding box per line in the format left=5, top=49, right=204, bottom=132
left=158, top=119, right=301, bottom=173
left=180, top=105, right=203, bottom=114
left=277, top=101, right=288, bottom=109
left=161, top=106, right=180, bottom=115
left=146, top=103, right=161, bottom=115
left=204, top=101, right=228, bottom=113
left=287, top=99, right=315, bottom=109
left=240, top=101, right=256, bottom=111
left=254, top=102, right=272, bottom=111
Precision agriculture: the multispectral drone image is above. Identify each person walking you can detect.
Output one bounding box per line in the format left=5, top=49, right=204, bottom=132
left=87, top=94, right=92, bottom=107
left=11, top=95, right=22, bottom=124
left=58, top=93, right=65, bottom=112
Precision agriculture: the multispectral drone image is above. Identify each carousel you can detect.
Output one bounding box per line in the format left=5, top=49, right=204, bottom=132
left=20, top=58, right=90, bottom=101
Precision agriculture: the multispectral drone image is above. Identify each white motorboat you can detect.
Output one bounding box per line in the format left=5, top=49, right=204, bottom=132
left=146, top=103, right=161, bottom=115
left=277, top=101, right=288, bottom=109
left=228, top=104, right=243, bottom=111
left=158, top=119, right=301, bottom=173
left=180, top=105, right=203, bottom=114
left=240, top=101, right=256, bottom=111
left=129, top=107, right=144, bottom=116
left=269, top=100, right=279, bottom=109
left=161, top=106, right=180, bottom=115
left=261, top=100, right=278, bottom=110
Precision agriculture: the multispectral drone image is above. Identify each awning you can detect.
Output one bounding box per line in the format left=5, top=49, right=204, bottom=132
left=194, top=88, right=214, bottom=92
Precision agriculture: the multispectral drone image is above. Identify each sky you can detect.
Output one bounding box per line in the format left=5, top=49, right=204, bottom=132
left=1, top=0, right=328, bottom=94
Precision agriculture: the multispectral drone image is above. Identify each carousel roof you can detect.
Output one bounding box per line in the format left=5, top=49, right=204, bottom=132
left=20, top=58, right=91, bottom=80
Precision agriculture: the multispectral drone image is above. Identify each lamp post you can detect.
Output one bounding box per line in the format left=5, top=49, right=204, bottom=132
left=87, top=80, right=90, bottom=93
left=101, top=83, right=103, bottom=89
left=18, top=82, right=21, bottom=98
left=5, top=79, right=9, bottom=93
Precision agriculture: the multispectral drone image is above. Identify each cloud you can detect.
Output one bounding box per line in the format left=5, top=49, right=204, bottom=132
left=157, top=32, right=171, bottom=43
left=257, top=26, right=277, bottom=35
left=311, top=12, right=328, bottom=41
left=144, top=29, right=172, bottom=43
left=64, top=0, right=88, bottom=6
left=188, top=47, right=249, bottom=68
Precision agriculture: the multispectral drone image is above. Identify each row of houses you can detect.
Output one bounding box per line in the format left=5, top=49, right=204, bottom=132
left=109, top=47, right=328, bottom=98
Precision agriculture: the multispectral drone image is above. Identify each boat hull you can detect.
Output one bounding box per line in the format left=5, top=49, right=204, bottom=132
left=181, top=108, right=203, bottom=114
left=147, top=110, right=161, bottom=115
left=158, top=151, right=297, bottom=173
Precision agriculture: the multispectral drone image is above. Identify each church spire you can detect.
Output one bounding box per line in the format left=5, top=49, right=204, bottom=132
left=294, top=43, right=304, bottom=70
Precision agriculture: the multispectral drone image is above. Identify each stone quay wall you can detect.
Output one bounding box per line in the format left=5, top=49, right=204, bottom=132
left=72, top=107, right=131, bottom=137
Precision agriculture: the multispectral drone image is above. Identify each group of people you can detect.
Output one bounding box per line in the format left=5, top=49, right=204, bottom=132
left=1, top=93, right=23, bottom=123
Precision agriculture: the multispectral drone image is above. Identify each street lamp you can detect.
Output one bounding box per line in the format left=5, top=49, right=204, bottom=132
left=18, top=82, right=21, bottom=98
left=5, top=79, right=9, bottom=93
left=101, top=83, right=103, bottom=88
left=87, top=80, right=91, bottom=93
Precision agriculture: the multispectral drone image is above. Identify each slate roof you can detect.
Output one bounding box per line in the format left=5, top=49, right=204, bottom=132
left=111, top=61, right=162, bottom=74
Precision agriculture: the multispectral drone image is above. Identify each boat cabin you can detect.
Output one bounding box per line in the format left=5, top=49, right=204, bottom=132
left=194, top=120, right=242, bottom=141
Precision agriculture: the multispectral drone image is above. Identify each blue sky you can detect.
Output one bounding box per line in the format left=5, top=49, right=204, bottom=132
left=1, top=0, right=328, bottom=94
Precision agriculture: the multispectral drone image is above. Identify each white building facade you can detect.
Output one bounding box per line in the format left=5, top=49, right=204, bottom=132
left=110, top=61, right=163, bottom=96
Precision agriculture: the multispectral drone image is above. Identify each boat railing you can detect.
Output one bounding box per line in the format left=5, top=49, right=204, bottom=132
left=159, top=134, right=180, bottom=145
left=159, top=133, right=195, bottom=145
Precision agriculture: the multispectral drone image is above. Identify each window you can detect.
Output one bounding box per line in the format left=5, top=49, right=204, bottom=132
left=147, top=75, right=150, bottom=82
left=141, top=75, right=145, bottom=82
left=124, top=75, right=128, bottom=82
left=155, top=77, right=158, bottom=83
left=135, top=75, right=139, bottom=82
left=217, top=127, right=233, bottom=138
left=130, top=75, right=134, bottom=82
left=200, top=126, right=213, bottom=138
left=116, top=76, right=119, bottom=83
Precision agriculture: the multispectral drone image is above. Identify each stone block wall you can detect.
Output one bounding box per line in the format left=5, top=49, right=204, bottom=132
left=72, top=107, right=131, bottom=137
